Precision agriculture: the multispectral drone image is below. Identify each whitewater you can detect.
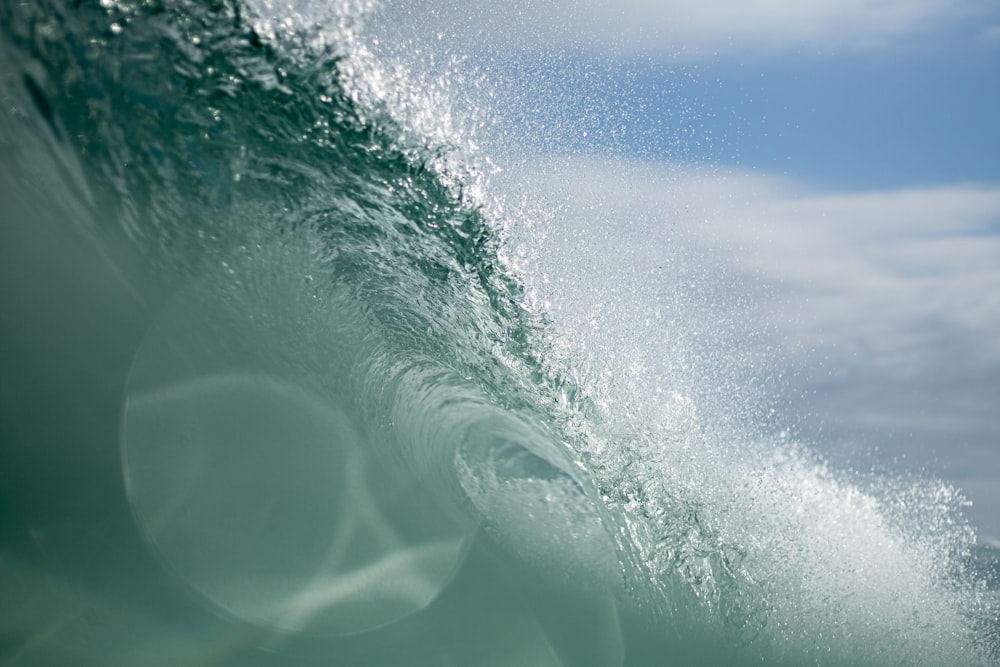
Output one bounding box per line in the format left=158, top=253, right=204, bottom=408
left=0, top=1, right=997, bottom=665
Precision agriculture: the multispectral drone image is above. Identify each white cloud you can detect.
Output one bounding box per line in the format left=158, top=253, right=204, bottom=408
left=496, top=155, right=1000, bottom=532
left=526, top=160, right=1000, bottom=375
left=373, top=0, right=984, bottom=57
left=712, top=180, right=1000, bottom=370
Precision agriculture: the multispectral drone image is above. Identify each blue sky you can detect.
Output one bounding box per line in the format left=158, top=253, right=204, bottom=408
left=363, top=0, right=1000, bottom=537
left=450, top=5, right=1000, bottom=190
left=667, top=38, right=1000, bottom=190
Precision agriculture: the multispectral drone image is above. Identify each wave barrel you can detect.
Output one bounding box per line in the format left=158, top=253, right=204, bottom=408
left=120, top=266, right=471, bottom=637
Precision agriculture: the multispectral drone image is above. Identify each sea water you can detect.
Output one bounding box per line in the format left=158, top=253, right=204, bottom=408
left=1, top=1, right=998, bottom=665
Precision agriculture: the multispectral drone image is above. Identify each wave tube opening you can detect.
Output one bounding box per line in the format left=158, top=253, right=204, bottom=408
left=120, top=262, right=471, bottom=637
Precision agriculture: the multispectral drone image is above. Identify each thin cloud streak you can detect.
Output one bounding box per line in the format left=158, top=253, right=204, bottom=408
left=982, top=24, right=1000, bottom=42
left=375, top=0, right=985, bottom=57
left=531, top=0, right=976, bottom=54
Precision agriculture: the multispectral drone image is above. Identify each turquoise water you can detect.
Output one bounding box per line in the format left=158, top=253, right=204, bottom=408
left=1, top=1, right=998, bottom=665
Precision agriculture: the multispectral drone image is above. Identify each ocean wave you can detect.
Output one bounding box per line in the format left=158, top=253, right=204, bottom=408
left=1, top=1, right=997, bottom=664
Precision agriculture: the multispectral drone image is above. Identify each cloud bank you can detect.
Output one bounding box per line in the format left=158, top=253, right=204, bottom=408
left=498, top=156, right=1000, bottom=536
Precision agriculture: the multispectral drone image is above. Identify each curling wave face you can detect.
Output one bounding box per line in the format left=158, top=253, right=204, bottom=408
left=1, top=1, right=998, bottom=665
